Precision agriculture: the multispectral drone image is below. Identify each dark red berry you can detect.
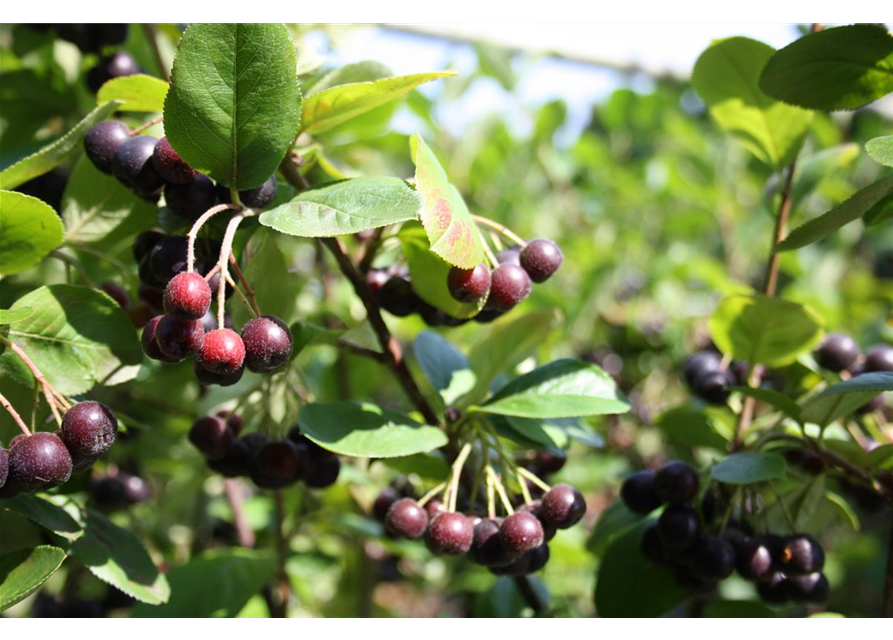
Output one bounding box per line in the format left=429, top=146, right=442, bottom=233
left=6, top=432, right=72, bottom=492
left=384, top=498, right=428, bottom=539
left=241, top=315, right=293, bottom=373
left=814, top=333, right=859, bottom=372
left=470, top=518, right=514, bottom=567
left=0, top=447, right=8, bottom=491
left=60, top=401, right=118, bottom=458
left=254, top=440, right=301, bottom=480
left=785, top=572, right=829, bottom=604
left=155, top=315, right=205, bottom=361
left=111, top=135, right=163, bottom=195
left=122, top=473, right=152, bottom=504
left=496, top=245, right=521, bottom=265
left=163, top=272, right=212, bottom=319
left=426, top=512, right=474, bottom=555
left=207, top=439, right=251, bottom=478
left=499, top=511, right=544, bottom=554
left=620, top=469, right=662, bottom=514
left=198, top=329, right=245, bottom=374
left=540, top=483, right=586, bottom=529
left=690, top=535, right=736, bottom=581
left=152, top=136, right=196, bottom=184
left=757, top=572, right=790, bottom=605
left=780, top=534, right=825, bottom=575
left=373, top=488, right=401, bottom=522
left=735, top=537, right=774, bottom=581
left=657, top=504, right=701, bottom=553
left=654, top=460, right=699, bottom=504
left=487, top=264, right=531, bottom=311
left=425, top=499, right=445, bottom=518
left=165, top=174, right=217, bottom=221
left=447, top=264, right=491, bottom=303
left=531, top=449, right=566, bottom=475
left=86, top=52, right=140, bottom=93
left=142, top=316, right=177, bottom=362
left=864, top=344, right=893, bottom=372
left=519, top=238, right=563, bottom=283
left=239, top=175, right=277, bottom=208
left=84, top=120, right=131, bottom=174
left=188, top=416, right=233, bottom=460
left=378, top=276, right=418, bottom=317
left=305, top=455, right=340, bottom=488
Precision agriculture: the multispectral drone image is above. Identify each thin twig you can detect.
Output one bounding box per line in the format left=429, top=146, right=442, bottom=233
left=224, top=479, right=255, bottom=548
left=141, top=24, right=169, bottom=81
left=0, top=392, right=32, bottom=436
left=228, top=254, right=260, bottom=316
left=216, top=213, right=248, bottom=328
left=187, top=204, right=241, bottom=273
left=1, top=338, right=65, bottom=426
left=471, top=214, right=527, bottom=247
left=129, top=115, right=164, bottom=136
left=357, top=226, right=385, bottom=273
left=336, top=340, right=387, bottom=363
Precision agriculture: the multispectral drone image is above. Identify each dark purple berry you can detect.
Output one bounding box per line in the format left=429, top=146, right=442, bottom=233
left=305, top=455, right=340, bottom=488
left=6, top=432, right=72, bottom=492
left=447, top=264, right=491, bottom=303
left=499, top=511, right=544, bottom=554
left=657, top=504, right=701, bottom=553
left=470, top=518, right=514, bottom=567
left=691, top=369, right=734, bottom=405
left=122, top=473, right=152, bottom=504
left=487, top=264, right=531, bottom=311
left=84, top=120, right=131, bottom=173
left=155, top=315, right=205, bottom=361
left=149, top=236, right=191, bottom=285
left=216, top=410, right=243, bottom=434
left=519, top=238, right=563, bottom=283
left=785, top=572, right=829, bottom=604
left=540, top=483, right=586, bottom=529
left=99, top=281, right=129, bottom=309
left=189, top=416, right=233, bottom=460
left=239, top=175, right=277, bottom=208
left=111, top=135, right=163, bottom=195
left=152, top=136, right=196, bottom=184
left=373, top=487, right=400, bottom=522
left=620, top=470, right=662, bottom=514
left=426, top=512, right=474, bottom=555
left=640, top=522, right=668, bottom=565
left=142, top=316, right=177, bottom=362
left=378, top=276, right=418, bottom=317
left=384, top=498, right=428, bottom=539
left=241, top=315, right=293, bottom=373
left=683, top=350, right=722, bottom=386
left=60, top=401, right=118, bottom=458
left=864, top=344, right=893, bottom=372
left=207, top=439, right=251, bottom=477
left=757, top=572, right=790, bottom=605
left=780, top=534, right=825, bottom=575
left=165, top=174, right=217, bottom=221
left=86, top=51, right=140, bottom=93
left=250, top=440, right=301, bottom=489
left=654, top=460, right=699, bottom=504
left=814, top=333, right=859, bottom=372
left=163, top=272, right=212, bottom=319
left=736, top=537, right=774, bottom=581
left=496, top=245, right=521, bottom=265
left=690, top=534, right=736, bottom=581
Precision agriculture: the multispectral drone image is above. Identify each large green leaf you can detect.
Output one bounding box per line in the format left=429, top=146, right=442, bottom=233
left=410, top=134, right=484, bottom=269
left=711, top=452, right=787, bottom=485
left=778, top=176, right=893, bottom=250
left=656, top=405, right=730, bottom=450
left=0, top=546, right=67, bottom=612
left=866, top=136, right=893, bottom=168
left=759, top=25, right=893, bottom=111
left=412, top=331, right=475, bottom=407
left=132, top=549, right=274, bottom=617
left=800, top=372, right=893, bottom=426
left=301, top=71, right=454, bottom=134
left=0, top=100, right=122, bottom=190
left=259, top=177, right=420, bottom=237
left=692, top=37, right=811, bottom=168
left=97, top=73, right=169, bottom=112
left=0, top=285, right=142, bottom=395
left=0, top=191, right=63, bottom=274
left=298, top=401, right=448, bottom=457
left=476, top=358, right=629, bottom=419
left=586, top=500, right=644, bottom=559
left=709, top=294, right=823, bottom=368
left=163, top=23, right=301, bottom=189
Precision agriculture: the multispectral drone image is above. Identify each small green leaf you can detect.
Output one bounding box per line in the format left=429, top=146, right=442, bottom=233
left=586, top=500, right=644, bottom=559
left=298, top=401, right=448, bottom=457
left=825, top=492, right=860, bottom=531
left=305, top=61, right=392, bottom=96
left=778, top=175, right=893, bottom=250
left=759, top=25, right=893, bottom=111
left=301, top=71, right=455, bottom=134
left=0, top=191, right=63, bottom=274
left=380, top=452, right=450, bottom=481
left=709, top=294, right=824, bottom=368
left=0, top=546, right=67, bottom=612
left=868, top=443, right=893, bottom=468
left=692, top=37, right=811, bottom=168
left=97, top=73, right=169, bottom=112
left=866, top=136, right=893, bottom=168
left=0, top=100, right=122, bottom=190
left=477, top=358, right=629, bottom=419
left=289, top=320, right=344, bottom=356
left=712, top=452, right=787, bottom=485
left=163, top=23, right=301, bottom=189
left=410, top=134, right=484, bottom=269
left=800, top=372, right=893, bottom=426
left=0, top=494, right=81, bottom=535
left=413, top=331, right=471, bottom=397
left=259, top=177, right=420, bottom=237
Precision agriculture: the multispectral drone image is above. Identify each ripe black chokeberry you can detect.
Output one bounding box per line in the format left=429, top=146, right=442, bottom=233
left=239, top=175, right=277, bottom=208
left=814, top=333, right=859, bottom=372
left=426, top=512, right=474, bottom=555
left=488, top=264, right=531, bottom=311
left=735, top=537, right=774, bottom=581
left=785, top=572, right=829, bottom=604
left=540, top=483, right=586, bottom=529
left=499, top=511, right=544, bottom=554
left=84, top=120, right=131, bottom=174
left=250, top=440, right=301, bottom=489
left=690, top=369, right=734, bottom=405
left=198, top=329, right=246, bottom=374
left=620, top=470, right=662, bottom=515
left=121, top=473, right=152, bottom=504
left=207, top=439, right=251, bottom=477
left=864, top=344, right=893, bottom=372
left=683, top=350, right=722, bottom=386
left=690, top=535, right=736, bottom=581
left=163, top=272, right=212, bottom=319
left=189, top=416, right=233, bottom=460
left=241, top=315, right=293, bottom=373
left=155, top=315, right=205, bottom=361
left=60, top=401, right=118, bottom=458
left=142, top=316, right=176, bottom=362
left=470, top=518, right=513, bottom=567
left=304, top=455, right=341, bottom=488
left=653, top=460, right=699, bottom=504
left=524, top=543, right=550, bottom=574
left=519, top=238, right=563, bottom=283
left=378, top=276, right=418, bottom=317
left=384, top=498, right=428, bottom=539
left=373, top=487, right=401, bottom=522
left=111, top=135, right=163, bottom=195
left=780, top=534, right=825, bottom=575
left=86, top=51, right=140, bottom=92
left=6, top=432, right=72, bottom=492
left=496, top=245, right=521, bottom=266
left=657, top=504, right=701, bottom=553
left=447, top=264, right=491, bottom=303
left=531, top=449, right=566, bottom=475
left=165, top=174, right=217, bottom=221
left=757, top=572, right=790, bottom=605
left=0, top=446, right=8, bottom=491
left=640, top=523, right=668, bottom=565
left=152, top=137, right=196, bottom=184
left=149, top=236, right=192, bottom=285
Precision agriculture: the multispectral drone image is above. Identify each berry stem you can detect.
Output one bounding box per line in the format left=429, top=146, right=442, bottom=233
left=336, top=339, right=387, bottom=363
left=224, top=271, right=258, bottom=319
left=486, top=466, right=515, bottom=515
left=216, top=212, right=249, bottom=328
left=186, top=204, right=242, bottom=273
left=1, top=338, right=65, bottom=426
left=417, top=482, right=447, bottom=508
left=487, top=472, right=496, bottom=519
left=471, top=214, right=527, bottom=248
left=128, top=115, right=164, bottom=136
left=478, top=228, right=499, bottom=269
left=447, top=442, right=473, bottom=512
left=516, top=467, right=551, bottom=493
left=49, top=250, right=95, bottom=288
left=0, top=391, right=32, bottom=436
left=228, top=254, right=261, bottom=316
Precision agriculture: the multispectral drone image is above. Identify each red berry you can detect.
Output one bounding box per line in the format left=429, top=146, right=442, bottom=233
left=163, top=272, right=212, bottom=319
left=99, top=281, right=129, bottom=308
left=384, top=498, right=428, bottom=539
left=241, top=315, right=293, bottom=373
left=152, top=136, right=196, bottom=184
left=141, top=316, right=177, bottom=362
left=447, top=264, right=491, bottom=303
left=60, top=401, right=118, bottom=458
left=198, top=329, right=245, bottom=374
left=519, top=239, right=563, bottom=282
left=488, top=264, right=531, bottom=311
left=155, top=315, right=205, bottom=362
left=6, top=432, right=72, bottom=492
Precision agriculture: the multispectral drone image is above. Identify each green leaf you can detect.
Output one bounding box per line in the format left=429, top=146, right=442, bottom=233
left=500, top=416, right=592, bottom=449
left=0, top=308, right=34, bottom=325
left=792, top=474, right=826, bottom=530
left=0, top=191, right=63, bottom=274
left=825, top=492, right=860, bottom=531
left=692, top=37, right=811, bottom=168
left=413, top=331, right=473, bottom=403
left=410, top=134, right=484, bottom=269
left=163, top=23, right=301, bottom=189
left=800, top=372, right=893, bottom=426
left=789, top=144, right=861, bottom=209
left=232, top=230, right=299, bottom=327
left=595, top=522, right=690, bottom=617
left=778, top=175, right=893, bottom=250
left=656, top=405, right=730, bottom=450
left=712, top=452, right=787, bottom=485
left=0, top=100, right=122, bottom=190
left=398, top=222, right=485, bottom=319
left=0, top=285, right=142, bottom=395
left=290, top=320, right=344, bottom=356
left=301, top=71, right=454, bottom=135
left=62, top=156, right=156, bottom=244
left=477, top=358, right=629, bottom=419
left=586, top=500, right=643, bottom=558
left=298, top=401, right=448, bottom=457
left=132, top=549, right=274, bottom=617
left=0, top=546, right=67, bottom=612
left=866, top=136, right=893, bottom=168
left=759, top=25, right=893, bottom=111
left=259, top=177, right=420, bottom=237
left=0, top=494, right=82, bottom=535
left=705, top=600, right=778, bottom=618
left=731, top=387, right=802, bottom=421
left=709, top=294, right=824, bottom=368
left=97, top=73, right=169, bottom=112
left=868, top=443, right=893, bottom=468
left=306, top=61, right=392, bottom=96
left=380, top=452, right=450, bottom=481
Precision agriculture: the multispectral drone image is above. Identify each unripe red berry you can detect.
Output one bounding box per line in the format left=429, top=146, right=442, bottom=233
left=499, top=511, right=544, bottom=554
left=241, top=315, right=293, bottom=373
left=426, top=512, right=474, bottom=555
left=163, top=272, right=212, bottom=319
left=198, top=329, right=245, bottom=374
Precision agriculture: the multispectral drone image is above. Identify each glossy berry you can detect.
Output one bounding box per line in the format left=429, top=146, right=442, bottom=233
left=86, top=52, right=140, bottom=92
left=524, top=544, right=550, bottom=574
left=425, top=499, right=445, bottom=518
left=207, top=439, right=251, bottom=478
left=152, top=137, right=196, bottom=184
left=520, top=239, right=563, bottom=282
left=241, top=315, right=293, bottom=373
left=496, top=245, right=522, bottom=266
left=149, top=236, right=193, bottom=285
left=7, top=433, right=72, bottom=492
left=142, top=316, right=176, bottom=362
left=189, top=416, right=233, bottom=460
left=60, top=401, right=118, bottom=458
left=447, top=264, right=491, bottom=303
left=620, top=470, right=662, bottom=514
left=814, top=333, right=859, bottom=372
left=785, top=572, right=829, bottom=604
left=657, top=504, right=701, bottom=553
left=690, top=535, right=736, bottom=581
left=499, top=511, right=544, bottom=554
left=111, top=135, right=163, bottom=195
left=757, top=572, right=790, bottom=605
left=426, top=512, right=474, bottom=555
left=683, top=350, right=722, bottom=386
left=864, top=344, right=893, bottom=372
left=373, top=487, right=400, bottom=522
left=0, top=447, right=8, bottom=491
left=540, top=483, right=586, bottom=529
left=163, top=272, right=212, bottom=319
left=239, top=175, right=277, bottom=208
left=165, top=174, right=217, bottom=221
left=470, top=518, right=513, bottom=567
left=780, top=534, right=825, bottom=575
left=199, top=329, right=246, bottom=374
left=735, top=537, right=774, bottom=581
left=378, top=276, right=418, bottom=317
left=84, top=120, right=131, bottom=173
left=155, top=315, right=205, bottom=361
left=384, top=498, right=428, bottom=539
left=488, top=264, right=531, bottom=311
left=305, top=455, right=341, bottom=488
left=121, top=473, right=152, bottom=504
left=691, top=369, right=734, bottom=405
left=653, top=460, right=699, bottom=504
left=640, top=523, right=668, bottom=565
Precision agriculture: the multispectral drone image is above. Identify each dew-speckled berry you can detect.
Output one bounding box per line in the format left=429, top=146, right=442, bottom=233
left=198, top=328, right=245, bottom=374
left=241, top=315, right=293, bottom=373
left=60, top=401, right=118, bottom=458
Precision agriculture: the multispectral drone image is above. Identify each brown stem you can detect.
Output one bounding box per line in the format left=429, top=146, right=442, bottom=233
left=141, top=24, right=169, bottom=82
left=337, top=340, right=387, bottom=363
left=229, top=255, right=261, bottom=316
left=272, top=490, right=291, bottom=617
left=1, top=338, right=65, bottom=426
left=0, top=392, right=32, bottom=436
left=129, top=115, right=164, bottom=136
left=224, top=479, right=255, bottom=548
left=357, top=226, right=385, bottom=273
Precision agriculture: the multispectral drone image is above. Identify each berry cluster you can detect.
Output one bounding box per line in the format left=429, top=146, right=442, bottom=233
left=621, top=461, right=829, bottom=605
left=0, top=402, right=118, bottom=498
left=372, top=482, right=585, bottom=576
left=814, top=335, right=893, bottom=412
left=188, top=413, right=341, bottom=490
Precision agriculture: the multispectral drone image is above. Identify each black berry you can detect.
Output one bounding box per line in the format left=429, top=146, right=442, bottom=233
left=496, top=245, right=521, bottom=265
left=241, top=315, right=293, bottom=373
left=814, top=333, right=859, bottom=372
left=487, top=264, right=531, bottom=311
left=111, top=135, right=164, bottom=195
left=785, top=572, right=829, bottom=604
left=378, top=276, right=418, bottom=317
left=250, top=440, right=301, bottom=489
left=207, top=439, right=251, bottom=478
left=620, top=470, right=662, bottom=514
left=155, top=315, right=205, bottom=361
left=239, top=175, right=277, bottom=208
left=149, top=236, right=192, bottom=285
left=864, top=344, right=893, bottom=372
left=653, top=460, right=699, bottom=504
left=86, top=52, right=140, bottom=93
left=304, top=455, right=340, bottom=488
left=142, top=316, right=176, bottom=362
left=165, top=174, right=217, bottom=221
left=373, top=487, right=400, bottom=522
left=384, top=498, right=428, bottom=539
left=152, top=136, right=196, bottom=184
left=657, top=504, right=701, bottom=553
left=519, top=239, right=563, bottom=283
left=640, top=523, right=668, bottom=565
left=447, top=264, right=491, bottom=303
left=691, top=369, right=734, bottom=405
left=84, top=120, right=131, bottom=173
left=188, top=416, right=233, bottom=460
left=780, top=534, right=825, bottom=575
left=470, top=518, right=513, bottom=567
left=757, top=572, right=790, bottom=605
left=690, top=534, right=736, bottom=581
left=683, top=350, right=722, bottom=386
left=60, top=401, right=118, bottom=458
left=735, top=537, right=774, bottom=581
left=540, top=483, right=586, bottom=529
